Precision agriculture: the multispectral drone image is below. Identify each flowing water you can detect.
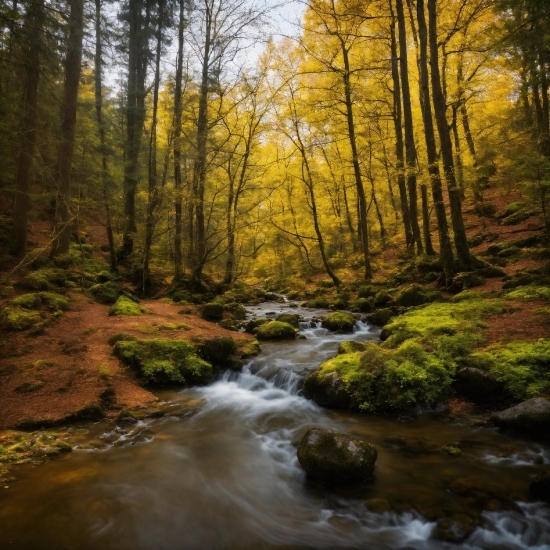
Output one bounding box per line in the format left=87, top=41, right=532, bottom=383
left=1, top=300, right=550, bottom=550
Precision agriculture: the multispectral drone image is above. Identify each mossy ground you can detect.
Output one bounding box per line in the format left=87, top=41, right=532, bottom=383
left=109, top=296, right=146, bottom=316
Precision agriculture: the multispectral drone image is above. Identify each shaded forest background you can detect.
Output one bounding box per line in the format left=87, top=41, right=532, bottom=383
left=1, top=0, right=549, bottom=292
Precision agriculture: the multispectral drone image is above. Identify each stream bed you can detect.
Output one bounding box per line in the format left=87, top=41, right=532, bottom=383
left=1, top=300, right=549, bottom=549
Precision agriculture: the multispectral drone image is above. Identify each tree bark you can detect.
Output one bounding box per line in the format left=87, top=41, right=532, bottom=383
left=51, top=0, right=84, bottom=257
left=11, top=0, right=44, bottom=257
left=396, top=0, right=423, bottom=254
left=94, top=0, right=117, bottom=272
left=428, top=0, right=471, bottom=270
left=417, top=0, right=454, bottom=284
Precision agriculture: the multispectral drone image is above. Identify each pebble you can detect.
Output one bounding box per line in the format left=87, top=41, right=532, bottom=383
left=4, top=486, right=8, bottom=489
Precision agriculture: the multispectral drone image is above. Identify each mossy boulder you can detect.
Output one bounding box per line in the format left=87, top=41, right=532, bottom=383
left=337, top=341, right=366, bottom=355
left=501, top=210, right=532, bottom=226
left=276, top=313, right=300, bottom=328
left=109, top=296, right=145, bottom=316
left=245, top=318, right=268, bottom=333
left=197, top=336, right=237, bottom=368
left=11, top=293, right=42, bottom=309
left=297, top=428, right=377, bottom=484
left=369, top=308, right=395, bottom=327
left=22, top=268, right=67, bottom=291
left=303, top=361, right=352, bottom=409
left=351, top=298, right=372, bottom=313
left=490, top=398, right=550, bottom=440
left=38, top=292, right=70, bottom=312
left=394, top=284, right=441, bottom=307
left=96, top=270, right=115, bottom=283
left=0, top=307, right=43, bottom=331
left=90, top=281, right=121, bottom=304
left=224, top=302, right=247, bottom=320
left=255, top=320, right=296, bottom=340
left=452, top=272, right=485, bottom=291
left=500, top=201, right=526, bottom=218
left=219, top=319, right=239, bottom=331
left=373, top=291, right=393, bottom=307
left=306, top=296, right=330, bottom=309
left=114, top=338, right=212, bottom=386
left=108, top=333, right=137, bottom=346
left=200, top=302, right=224, bottom=320
left=322, top=312, right=355, bottom=332
left=530, top=469, right=550, bottom=501
left=239, top=339, right=261, bottom=358
left=357, top=285, right=377, bottom=299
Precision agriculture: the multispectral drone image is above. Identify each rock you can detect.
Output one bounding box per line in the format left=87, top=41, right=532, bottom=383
left=89, top=281, right=121, bottom=304
left=224, top=302, right=247, bottom=320
left=364, top=498, right=391, bottom=514
left=199, top=302, right=224, bottom=320
left=276, top=313, right=300, bottom=328
left=321, top=312, right=356, bottom=332
left=255, top=320, right=296, bottom=340
left=302, top=370, right=351, bottom=409
left=443, top=445, right=462, bottom=456
left=452, top=272, right=485, bottom=291
left=369, top=308, right=395, bottom=327
left=306, top=297, right=330, bottom=308
left=297, top=428, right=377, bottom=484
left=448, top=477, right=516, bottom=511
left=453, top=367, right=507, bottom=404
left=351, top=298, right=373, bottom=313
left=435, top=514, right=480, bottom=543
left=529, top=469, right=550, bottom=501
left=394, top=284, right=441, bottom=307
left=245, top=318, right=267, bottom=333
left=490, top=398, right=550, bottom=439
left=373, top=291, right=393, bottom=307
left=197, top=336, right=237, bottom=367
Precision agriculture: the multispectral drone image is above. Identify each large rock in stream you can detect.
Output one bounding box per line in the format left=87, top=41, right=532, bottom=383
left=297, top=428, right=377, bottom=484
left=490, top=398, right=550, bottom=440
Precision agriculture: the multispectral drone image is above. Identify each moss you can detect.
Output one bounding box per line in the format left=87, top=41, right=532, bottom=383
left=443, top=445, right=462, bottom=456
left=501, top=201, right=527, bottom=218
left=0, top=307, right=43, bottom=330
left=369, top=308, right=395, bottom=327
left=474, top=339, right=550, bottom=401
left=22, top=268, right=67, bottom=291
left=306, top=296, right=330, bottom=308
left=255, top=320, right=296, bottom=340
left=452, top=290, right=490, bottom=303
left=351, top=298, right=373, bottom=313
left=498, top=246, right=522, bottom=258
left=96, top=270, right=115, bottom=283
left=373, top=291, right=393, bottom=307
left=89, top=281, right=121, bottom=305
left=108, top=333, right=137, bottom=346
left=276, top=313, right=300, bottom=327
left=357, top=285, right=378, bottom=299
left=502, top=210, right=531, bottom=226
left=34, top=359, right=55, bottom=369
left=11, top=293, right=42, bottom=309
left=337, top=341, right=366, bottom=354
left=322, top=312, right=356, bottom=332
left=394, top=284, right=442, bottom=307
left=197, top=336, right=237, bottom=367
left=219, top=319, right=239, bottom=331
left=505, top=286, right=550, bottom=302
left=200, top=302, right=224, bottom=320
left=239, top=339, right=261, bottom=357
left=109, top=296, right=145, bottom=316
left=452, top=272, right=485, bottom=290
left=224, top=302, right=247, bottom=320
left=114, top=338, right=212, bottom=386
left=68, top=403, right=105, bottom=421
left=14, top=380, right=46, bottom=393
left=39, top=292, right=70, bottom=311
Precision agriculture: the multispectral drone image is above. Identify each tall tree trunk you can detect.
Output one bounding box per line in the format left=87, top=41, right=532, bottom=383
left=173, top=0, right=185, bottom=282
left=51, top=0, right=84, bottom=257
left=190, top=2, right=212, bottom=286
left=142, top=0, right=164, bottom=295
left=428, top=0, right=471, bottom=270
left=451, top=105, right=465, bottom=198
left=389, top=1, right=412, bottom=246
left=11, top=0, right=44, bottom=257
left=396, top=0, right=423, bottom=254
left=421, top=184, right=435, bottom=255
left=94, top=0, right=117, bottom=272
left=539, top=49, right=550, bottom=156
left=341, top=42, right=372, bottom=279
left=417, top=0, right=454, bottom=284
left=342, top=181, right=357, bottom=252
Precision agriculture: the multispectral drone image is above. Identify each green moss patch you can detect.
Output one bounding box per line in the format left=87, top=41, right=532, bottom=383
left=197, top=336, right=237, bottom=367
left=276, top=313, right=300, bottom=327
left=21, top=268, right=67, bottom=291
left=505, top=286, right=550, bottom=302
left=306, top=296, right=330, bottom=308
left=114, top=338, right=212, bottom=387
left=108, top=333, right=137, bottom=346
left=238, top=339, right=261, bottom=357
left=255, top=320, right=296, bottom=340
left=337, top=341, right=366, bottom=354
left=109, top=296, right=145, bottom=316
left=200, top=302, right=224, bottom=320
left=322, top=312, right=356, bottom=332
left=0, top=307, right=43, bottom=331
left=89, top=281, right=121, bottom=305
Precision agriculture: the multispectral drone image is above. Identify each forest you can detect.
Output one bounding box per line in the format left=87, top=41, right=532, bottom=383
left=0, top=0, right=550, bottom=548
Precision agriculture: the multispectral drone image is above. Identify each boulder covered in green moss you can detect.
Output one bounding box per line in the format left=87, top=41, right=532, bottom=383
left=197, top=336, right=237, bottom=367
left=114, top=338, right=212, bottom=386
left=200, top=302, right=224, bottom=320
left=452, top=272, right=485, bottom=291
left=394, top=284, right=441, bottom=307
left=255, top=320, right=296, bottom=340
left=22, top=268, right=67, bottom=291
left=530, top=469, right=550, bottom=501
left=322, top=312, right=355, bottom=332
left=245, top=318, right=268, bottom=333
left=108, top=333, right=137, bottom=346
left=337, top=341, right=366, bottom=355
left=0, top=307, right=43, bottom=330
left=297, top=428, right=377, bottom=484
left=10, top=291, right=69, bottom=313
left=239, top=339, right=261, bottom=357
left=351, top=298, right=372, bottom=313
left=224, top=302, right=247, bottom=320
left=90, top=281, right=121, bottom=304
left=219, top=319, right=238, bottom=331
left=306, top=296, right=330, bottom=309
left=369, top=308, right=395, bottom=327
left=276, top=313, right=300, bottom=327
left=490, top=398, right=550, bottom=439
left=109, top=296, right=145, bottom=316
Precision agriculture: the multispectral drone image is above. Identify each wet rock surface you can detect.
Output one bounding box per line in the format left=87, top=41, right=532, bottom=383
left=491, top=398, right=550, bottom=439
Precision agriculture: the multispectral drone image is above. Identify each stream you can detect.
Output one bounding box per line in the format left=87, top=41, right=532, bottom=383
left=1, top=300, right=550, bottom=549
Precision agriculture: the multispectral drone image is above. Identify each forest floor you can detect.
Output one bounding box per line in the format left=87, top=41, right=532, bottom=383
left=0, top=184, right=549, bottom=477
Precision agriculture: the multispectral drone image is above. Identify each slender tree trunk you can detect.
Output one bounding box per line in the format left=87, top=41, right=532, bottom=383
left=342, top=182, right=357, bottom=252
left=173, top=0, right=185, bottom=282
left=51, top=0, right=84, bottom=257
left=341, top=42, right=372, bottom=278
left=421, top=184, right=435, bottom=255
left=396, top=0, right=422, bottom=254
left=417, top=0, right=454, bottom=284
left=94, top=0, right=117, bottom=272
left=451, top=105, right=465, bottom=198
left=142, top=0, right=164, bottom=294
left=11, top=0, right=44, bottom=257
left=428, top=0, right=471, bottom=269
left=389, top=2, right=412, bottom=246
left=539, top=49, right=550, bottom=156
